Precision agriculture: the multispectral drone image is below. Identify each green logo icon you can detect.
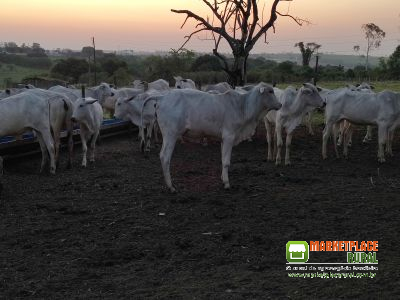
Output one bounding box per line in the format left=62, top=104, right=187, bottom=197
left=286, top=241, right=309, bottom=263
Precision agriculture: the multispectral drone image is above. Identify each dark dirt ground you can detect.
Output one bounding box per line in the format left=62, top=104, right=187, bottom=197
left=0, top=124, right=399, bottom=299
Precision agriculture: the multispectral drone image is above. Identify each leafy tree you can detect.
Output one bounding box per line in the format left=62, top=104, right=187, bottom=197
left=354, top=23, right=385, bottom=72
left=387, top=45, right=400, bottom=79
left=191, top=54, right=222, bottom=71
left=100, top=57, right=128, bottom=76
left=51, top=58, right=89, bottom=83
left=294, top=42, right=321, bottom=66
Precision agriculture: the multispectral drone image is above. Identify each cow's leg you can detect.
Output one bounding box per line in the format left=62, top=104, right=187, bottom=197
left=36, top=130, right=56, bottom=174
left=264, top=119, right=273, bottom=161
left=337, top=120, right=344, bottom=146
left=221, top=135, right=234, bottom=189
left=89, top=130, right=99, bottom=163
left=139, top=127, right=146, bottom=153
left=80, top=127, right=90, bottom=167
left=284, top=132, right=293, bottom=165
left=275, top=123, right=283, bottom=165
left=53, top=130, right=61, bottom=168
left=363, top=125, right=373, bottom=143
left=377, top=125, right=387, bottom=163
left=145, top=123, right=154, bottom=153
left=343, top=124, right=352, bottom=158
left=322, top=121, right=333, bottom=159
left=153, top=122, right=159, bottom=144
left=66, top=128, right=73, bottom=169
left=160, top=135, right=177, bottom=192
left=347, top=123, right=353, bottom=147
left=385, top=129, right=393, bottom=156
left=36, top=133, right=49, bottom=173
left=306, top=111, right=314, bottom=135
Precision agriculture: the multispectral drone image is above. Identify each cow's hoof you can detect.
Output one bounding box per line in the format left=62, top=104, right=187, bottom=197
left=224, top=183, right=230, bottom=189
left=169, top=186, right=177, bottom=193
left=285, top=161, right=291, bottom=166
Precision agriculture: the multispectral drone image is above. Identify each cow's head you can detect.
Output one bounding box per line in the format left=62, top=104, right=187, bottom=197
left=71, top=97, right=99, bottom=123
left=300, top=83, right=325, bottom=108
left=258, top=83, right=281, bottom=111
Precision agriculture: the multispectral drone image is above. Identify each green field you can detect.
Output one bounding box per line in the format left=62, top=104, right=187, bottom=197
left=0, top=64, right=49, bottom=89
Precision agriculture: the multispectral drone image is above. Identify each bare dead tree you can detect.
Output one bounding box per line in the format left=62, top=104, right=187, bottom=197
left=171, top=0, right=308, bottom=87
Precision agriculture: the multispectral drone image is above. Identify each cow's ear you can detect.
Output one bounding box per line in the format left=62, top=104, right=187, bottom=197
left=355, top=83, right=360, bottom=87
left=5, top=89, right=10, bottom=95
left=317, top=87, right=322, bottom=92
left=370, top=85, right=375, bottom=90
left=182, top=79, right=187, bottom=82
left=259, top=87, right=265, bottom=94
left=85, top=99, right=98, bottom=105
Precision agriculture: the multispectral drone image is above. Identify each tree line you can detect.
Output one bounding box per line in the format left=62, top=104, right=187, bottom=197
left=1, top=42, right=399, bottom=87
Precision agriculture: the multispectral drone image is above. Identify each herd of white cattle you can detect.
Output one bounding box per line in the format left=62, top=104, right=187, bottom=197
left=0, top=77, right=399, bottom=192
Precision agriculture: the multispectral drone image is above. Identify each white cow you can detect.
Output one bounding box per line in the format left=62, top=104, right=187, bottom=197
left=71, top=97, right=103, bottom=167
left=0, top=91, right=56, bottom=174
left=132, top=79, right=170, bottom=91
left=337, top=83, right=375, bottom=147
left=322, top=90, right=400, bottom=162
left=28, top=89, right=74, bottom=168
left=264, top=83, right=325, bottom=165
left=155, top=82, right=281, bottom=192
left=114, top=90, right=164, bottom=153
left=103, top=87, right=143, bottom=116
left=49, top=83, right=114, bottom=105
left=174, top=76, right=196, bottom=89
left=0, top=86, right=33, bottom=100
left=203, top=82, right=232, bottom=93
left=48, top=85, right=81, bottom=102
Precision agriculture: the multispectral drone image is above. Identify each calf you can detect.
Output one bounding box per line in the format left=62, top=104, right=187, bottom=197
left=114, top=90, right=164, bottom=153
left=156, top=82, right=281, bottom=192
left=264, top=83, right=325, bottom=165
left=71, top=97, right=103, bottom=167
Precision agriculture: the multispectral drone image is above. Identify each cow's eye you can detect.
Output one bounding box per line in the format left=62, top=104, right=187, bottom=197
left=79, top=104, right=84, bottom=107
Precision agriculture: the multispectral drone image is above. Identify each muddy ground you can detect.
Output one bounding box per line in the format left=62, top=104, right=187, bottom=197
left=0, top=124, right=399, bottom=299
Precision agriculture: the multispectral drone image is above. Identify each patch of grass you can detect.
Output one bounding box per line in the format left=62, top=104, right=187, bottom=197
left=0, top=64, right=49, bottom=88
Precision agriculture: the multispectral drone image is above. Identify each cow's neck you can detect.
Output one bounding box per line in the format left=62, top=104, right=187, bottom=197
left=243, top=91, right=266, bottom=121
left=283, top=92, right=308, bottom=119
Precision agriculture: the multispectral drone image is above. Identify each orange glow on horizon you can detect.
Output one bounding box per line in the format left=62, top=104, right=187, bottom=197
left=0, top=0, right=398, bottom=55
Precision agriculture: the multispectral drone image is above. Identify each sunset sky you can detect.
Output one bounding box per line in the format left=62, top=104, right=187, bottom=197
left=0, top=0, right=399, bottom=56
